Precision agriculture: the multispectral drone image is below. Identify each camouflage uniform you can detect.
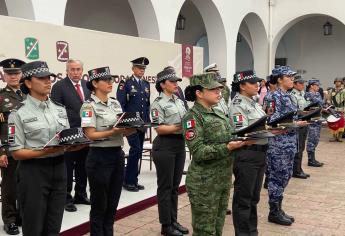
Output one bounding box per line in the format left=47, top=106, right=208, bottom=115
left=305, top=90, right=323, bottom=153
left=267, top=88, right=297, bottom=203
left=222, top=85, right=231, bottom=104
left=183, top=74, right=234, bottom=236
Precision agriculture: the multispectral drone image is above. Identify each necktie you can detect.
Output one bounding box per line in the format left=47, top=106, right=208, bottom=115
left=16, top=90, right=22, bottom=97
left=75, top=84, right=84, bottom=102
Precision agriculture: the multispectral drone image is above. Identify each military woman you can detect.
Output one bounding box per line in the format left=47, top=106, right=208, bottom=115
left=151, top=66, right=188, bottom=236
left=81, top=67, right=135, bottom=236
left=182, top=73, right=248, bottom=236
left=229, top=70, right=267, bottom=236
left=8, top=61, right=72, bottom=236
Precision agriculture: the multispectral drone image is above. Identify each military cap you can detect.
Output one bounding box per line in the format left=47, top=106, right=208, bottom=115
left=20, top=61, right=56, bottom=82
left=272, top=65, right=297, bottom=77
left=304, top=102, right=320, bottom=111
left=203, top=63, right=219, bottom=73
left=334, top=77, right=343, bottom=83
left=156, top=66, right=182, bottom=84
left=0, top=58, right=26, bottom=74
left=298, top=108, right=322, bottom=122
left=232, top=116, right=273, bottom=139
left=189, top=73, right=223, bottom=89
left=308, top=79, right=320, bottom=86
left=86, top=66, right=112, bottom=90
left=233, top=70, right=261, bottom=84
left=294, top=75, right=305, bottom=83
left=267, top=111, right=295, bottom=128
left=131, top=57, right=149, bottom=68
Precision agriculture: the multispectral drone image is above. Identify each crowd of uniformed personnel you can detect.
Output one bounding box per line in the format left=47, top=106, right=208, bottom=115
left=0, top=56, right=344, bottom=236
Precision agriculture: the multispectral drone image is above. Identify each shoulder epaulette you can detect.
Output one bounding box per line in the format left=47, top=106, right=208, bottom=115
left=153, top=97, right=162, bottom=103
left=51, top=99, right=65, bottom=107
left=84, top=97, right=95, bottom=103
left=11, top=102, right=25, bottom=112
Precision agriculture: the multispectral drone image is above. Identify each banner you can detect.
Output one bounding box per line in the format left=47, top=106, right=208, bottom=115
left=182, top=44, right=193, bottom=77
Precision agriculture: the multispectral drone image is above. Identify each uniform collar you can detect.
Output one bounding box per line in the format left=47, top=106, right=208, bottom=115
left=68, top=77, right=82, bottom=86
left=292, top=88, right=304, bottom=95
left=237, top=93, right=256, bottom=105
left=193, top=101, right=214, bottom=114
left=27, top=94, right=51, bottom=110
left=160, top=92, right=177, bottom=102
left=91, top=93, right=112, bottom=106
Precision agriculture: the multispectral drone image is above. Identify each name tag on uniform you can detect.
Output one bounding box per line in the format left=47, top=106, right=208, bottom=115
left=23, top=117, right=38, bottom=123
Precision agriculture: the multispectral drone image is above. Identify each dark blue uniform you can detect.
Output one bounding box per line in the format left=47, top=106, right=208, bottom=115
left=116, top=75, right=150, bottom=187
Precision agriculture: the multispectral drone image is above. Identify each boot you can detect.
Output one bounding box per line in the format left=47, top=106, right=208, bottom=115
left=268, top=202, right=293, bottom=226
left=161, top=225, right=183, bottom=236
left=279, top=200, right=295, bottom=223
left=307, top=152, right=323, bottom=167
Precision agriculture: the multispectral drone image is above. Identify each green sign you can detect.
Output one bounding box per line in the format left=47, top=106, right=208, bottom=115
left=25, top=37, right=39, bottom=60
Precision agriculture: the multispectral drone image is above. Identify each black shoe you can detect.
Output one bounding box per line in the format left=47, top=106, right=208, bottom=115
left=172, top=222, right=189, bottom=234
left=161, top=225, right=183, bottom=236
left=4, top=223, right=19, bottom=235
left=268, top=202, right=292, bottom=226
left=308, top=161, right=323, bottom=167
left=15, top=217, right=22, bottom=227
left=123, top=184, right=139, bottom=192
left=292, top=172, right=308, bottom=179
left=136, top=183, right=145, bottom=190
left=226, top=209, right=232, bottom=215
left=278, top=200, right=295, bottom=223
left=64, top=202, right=77, bottom=212
left=301, top=170, right=310, bottom=178
left=74, top=196, right=91, bottom=205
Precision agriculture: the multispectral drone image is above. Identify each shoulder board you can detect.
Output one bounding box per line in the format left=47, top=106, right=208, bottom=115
left=153, top=97, right=162, bottom=103
left=142, top=79, right=150, bottom=84
left=51, top=99, right=65, bottom=107
left=84, top=97, right=95, bottom=103
left=109, top=96, right=117, bottom=100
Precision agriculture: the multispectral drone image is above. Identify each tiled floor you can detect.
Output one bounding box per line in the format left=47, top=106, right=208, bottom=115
left=85, top=129, right=345, bottom=236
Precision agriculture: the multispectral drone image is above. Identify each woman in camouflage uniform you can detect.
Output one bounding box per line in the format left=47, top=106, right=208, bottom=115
left=182, top=73, right=248, bottom=236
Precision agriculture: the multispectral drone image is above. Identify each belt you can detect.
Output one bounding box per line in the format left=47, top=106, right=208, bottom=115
left=242, top=144, right=268, bottom=152
left=158, top=134, right=184, bottom=139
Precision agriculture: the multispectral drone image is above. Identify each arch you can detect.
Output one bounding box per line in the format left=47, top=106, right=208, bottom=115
left=174, top=0, right=227, bottom=76
left=64, top=0, right=159, bottom=40
left=238, top=12, right=268, bottom=77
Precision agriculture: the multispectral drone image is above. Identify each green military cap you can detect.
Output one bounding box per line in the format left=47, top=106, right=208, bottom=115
left=189, top=73, right=223, bottom=89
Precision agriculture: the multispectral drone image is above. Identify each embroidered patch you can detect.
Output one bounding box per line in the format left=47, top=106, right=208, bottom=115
left=233, top=113, right=244, bottom=128
left=8, top=124, right=15, bottom=144
left=185, top=129, right=196, bottom=141
left=81, top=110, right=93, bottom=123
left=82, top=110, right=92, bottom=117
left=183, top=119, right=196, bottom=129
left=233, top=98, right=242, bottom=105
left=151, top=108, right=159, bottom=123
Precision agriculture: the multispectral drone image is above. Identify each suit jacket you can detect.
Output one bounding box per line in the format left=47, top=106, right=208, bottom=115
left=51, top=77, right=91, bottom=128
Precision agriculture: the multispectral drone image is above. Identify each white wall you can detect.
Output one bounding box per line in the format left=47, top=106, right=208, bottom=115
left=64, top=0, right=138, bottom=36
left=276, top=16, right=345, bottom=87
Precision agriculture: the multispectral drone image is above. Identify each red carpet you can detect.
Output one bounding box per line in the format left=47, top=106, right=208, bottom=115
left=60, top=185, right=186, bottom=236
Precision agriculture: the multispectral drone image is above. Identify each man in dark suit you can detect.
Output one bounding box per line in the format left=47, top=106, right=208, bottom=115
left=51, top=59, right=91, bottom=212
left=117, top=57, right=150, bottom=192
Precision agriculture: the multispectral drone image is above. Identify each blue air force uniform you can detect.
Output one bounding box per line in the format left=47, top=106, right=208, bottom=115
left=116, top=57, right=150, bottom=191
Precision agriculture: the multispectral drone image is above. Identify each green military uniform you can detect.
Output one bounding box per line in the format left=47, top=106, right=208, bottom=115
left=222, top=85, right=230, bottom=104
left=81, top=67, right=126, bottom=236
left=229, top=71, right=267, bottom=235
left=182, top=74, right=234, bottom=236
left=329, top=87, right=345, bottom=112
left=0, top=86, right=25, bottom=226
left=290, top=87, right=310, bottom=177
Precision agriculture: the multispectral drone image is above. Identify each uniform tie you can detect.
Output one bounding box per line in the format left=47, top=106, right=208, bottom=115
left=75, top=84, right=84, bottom=102
left=15, top=90, right=22, bottom=97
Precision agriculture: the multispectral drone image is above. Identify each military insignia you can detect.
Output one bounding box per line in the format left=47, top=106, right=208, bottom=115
left=151, top=108, right=159, bottom=123
left=4, top=98, right=9, bottom=103
left=185, top=129, right=196, bottom=141
left=5, top=103, right=13, bottom=108
left=25, top=37, right=39, bottom=59
left=56, top=41, right=69, bottom=62
left=145, top=87, right=149, bottom=93
left=8, top=124, right=15, bottom=143
left=130, top=86, right=138, bottom=93
left=183, top=119, right=196, bottom=129
left=233, top=113, right=244, bottom=128
left=233, top=99, right=242, bottom=105
left=118, top=82, right=125, bottom=90
left=81, top=109, right=93, bottom=123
